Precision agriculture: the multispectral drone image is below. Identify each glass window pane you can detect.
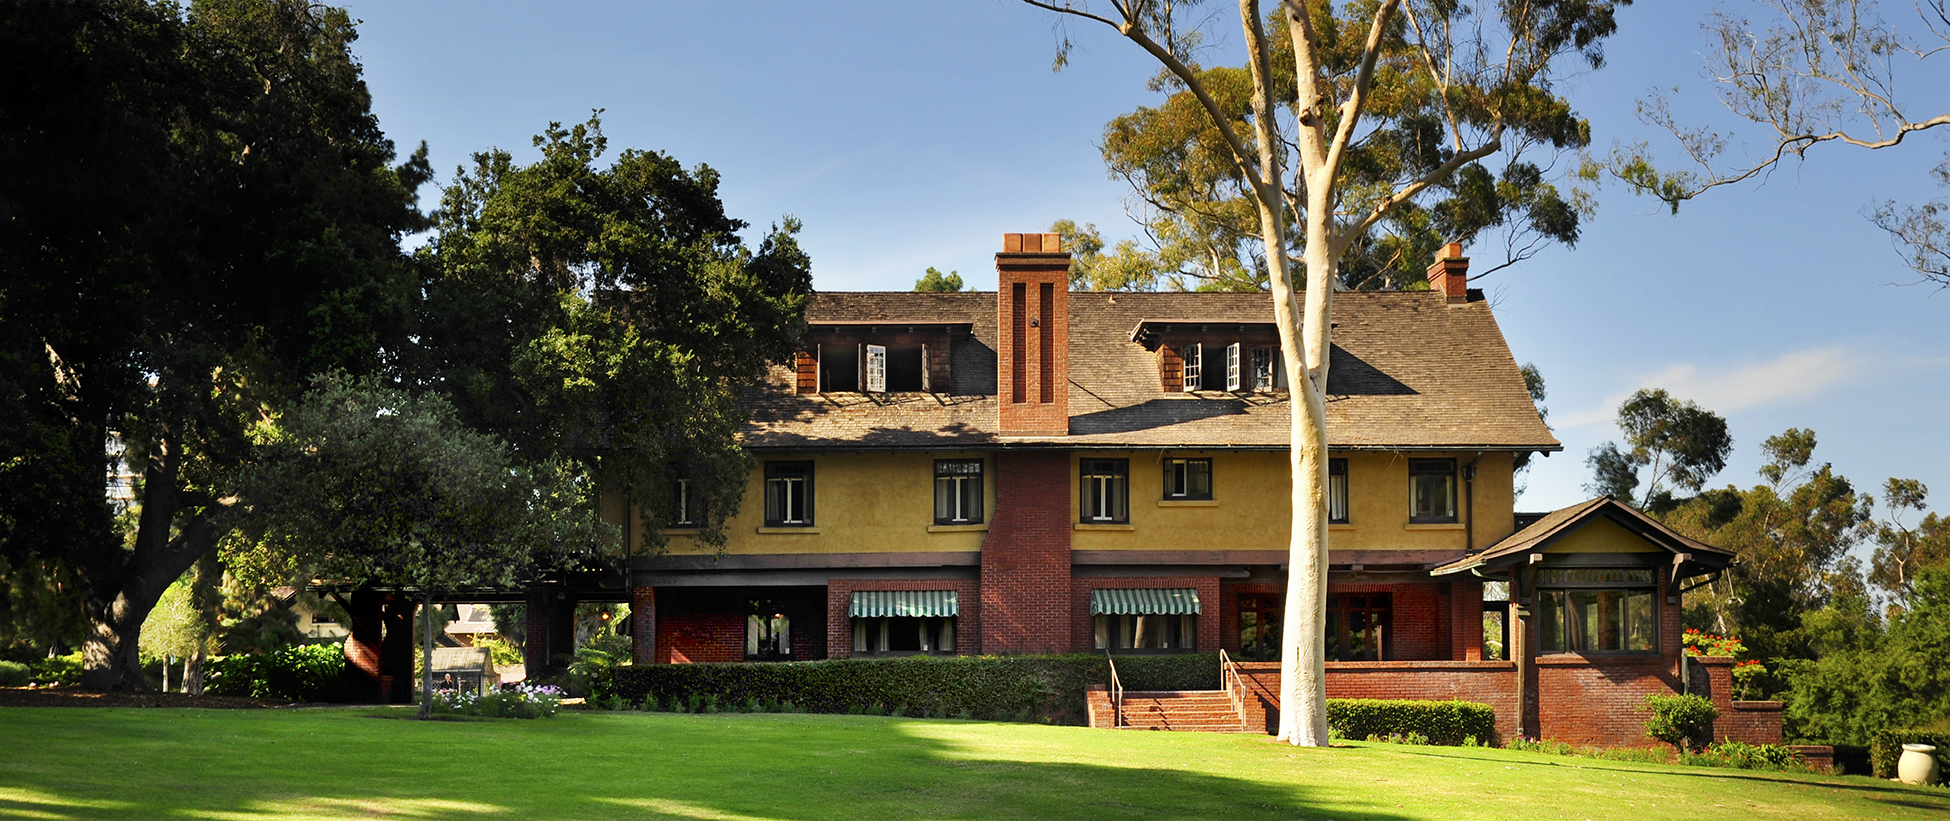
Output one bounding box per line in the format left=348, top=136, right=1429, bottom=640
left=1538, top=590, right=1565, bottom=652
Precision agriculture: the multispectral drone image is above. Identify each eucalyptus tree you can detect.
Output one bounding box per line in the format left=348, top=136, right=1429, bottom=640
left=1027, top=0, right=1622, bottom=744
left=1584, top=388, right=1734, bottom=510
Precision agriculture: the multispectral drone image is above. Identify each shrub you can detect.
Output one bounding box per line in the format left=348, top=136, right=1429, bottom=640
left=1870, top=728, right=1950, bottom=779
left=1643, top=693, right=1718, bottom=753
left=205, top=643, right=344, bottom=702
left=1683, top=740, right=1809, bottom=772
left=31, top=653, right=82, bottom=687
left=0, top=660, right=29, bottom=687
left=609, top=653, right=1218, bottom=725
left=1325, top=699, right=1497, bottom=746
left=432, top=682, right=563, bottom=719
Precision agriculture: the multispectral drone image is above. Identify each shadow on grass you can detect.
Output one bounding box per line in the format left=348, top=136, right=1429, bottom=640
left=1382, top=743, right=1948, bottom=800
left=0, top=711, right=1414, bottom=821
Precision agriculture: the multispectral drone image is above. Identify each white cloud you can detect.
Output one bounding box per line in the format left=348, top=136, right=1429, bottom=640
left=1560, top=346, right=1861, bottom=428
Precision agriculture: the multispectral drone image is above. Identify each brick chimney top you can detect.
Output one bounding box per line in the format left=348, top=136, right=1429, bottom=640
left=1426, top=242, right=1470, bottom=305
left=1003, top=233, right=1062, bottom=254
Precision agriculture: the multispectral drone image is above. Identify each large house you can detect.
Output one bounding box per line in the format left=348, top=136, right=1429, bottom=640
left=510, top=233, right=1778, bottom=748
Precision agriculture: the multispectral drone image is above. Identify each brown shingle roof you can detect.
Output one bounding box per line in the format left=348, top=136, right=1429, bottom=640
left=1430, top=495, right=1733, bottom=578
left=739, top=290, right=1559, bottom=451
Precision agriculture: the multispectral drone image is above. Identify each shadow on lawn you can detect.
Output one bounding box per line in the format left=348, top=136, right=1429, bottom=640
left=0, top=713, right=1415, bottom=821
left=1382, top=744, right=1950, bottom=804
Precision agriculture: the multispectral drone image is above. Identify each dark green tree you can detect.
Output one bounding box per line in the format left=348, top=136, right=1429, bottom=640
left=1870, top=479, right=1950, bottom=608
left=0, top=0, right=430, bottom=690
left=235, top=375, right=609, bottom=718
left=1584, top=389, right=1733, bottom=510
left=415, top=115, right=811, bottom=554
left=1780, top=564, right=1950, bottom=744
left=913, top=267, right=966, bottom=292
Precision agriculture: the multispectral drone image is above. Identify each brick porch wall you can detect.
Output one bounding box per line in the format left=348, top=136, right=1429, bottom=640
left=826, top=578, right=981, bottom=659
left=1233, top=661, right=1520, bottom=741
left=631, top=587, right=657, bottom=666
left=1693, top=655, right=1786, bottom=744
left=1329, top=581, right=1447, bottom=660
left=1073, top=576, right=1222, bottom=653
left=1536, top=656, right=1678, bottom=748
left=656, top=613, right=744, bottom=664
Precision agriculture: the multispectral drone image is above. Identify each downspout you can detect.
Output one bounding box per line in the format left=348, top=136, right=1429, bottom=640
left=1462, top=453, right=1483, bottom=554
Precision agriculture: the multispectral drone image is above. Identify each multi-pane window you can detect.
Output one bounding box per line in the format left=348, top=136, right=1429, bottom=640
left=1328, top=458, right=1349, bottom=524
left=1236, top=594, right=1282, bottom=662
left=668, top=469, right=702, bottom=527
left=1408, top=458, right=1457, bottom=523
left=1327, top=593, right=1391, bottom=661
left=1250, top=346, right=1275, bottom=390
left=763, top=461, right=813, bottom=526
left=1164, top=457, right=1212, bottom=501
left=1081, top=459, right=1130, bottom=523
left=746, top=600, right=792, bottom=660
left=1180, top=342, right=1202, bottom=392
left=1224, top=343, right=1243, bottom=391
left=864, top=344, right=887, bottom=392
left=934, top=459, right=984, bottom=524
left=1536, top=568, right=1658, bottom=653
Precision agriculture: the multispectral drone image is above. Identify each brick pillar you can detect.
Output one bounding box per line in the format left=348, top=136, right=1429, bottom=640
left=338, top=591, right=384, bottom=703
left=379, top=597, right=415, bottom=704
left=979, top=450, right=1073, bottom=653
left=631, top=587, right=657, bottom=665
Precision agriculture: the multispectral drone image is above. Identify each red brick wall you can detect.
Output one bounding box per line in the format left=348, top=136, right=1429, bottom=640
left=979, top=451, right=1072, bottom=654
left=631, top=587, right=657, bottom=666
left=1536, top=656, right=1677, bottom=748
left=995, top=234, right=1068, bottom=435
left=1693, top=655, right=1785, bottom=744
left=1234, top=662, right=1521, bottom=742
left=1072, top=576, right=1222, bottom=653
left=657, top=613, right=745, bottom=664
left=1330, top=581, right=1448, bottom=660
left=826, top=578, right=980, bottom=659
left=1218, top=581, right=1284, bottom=656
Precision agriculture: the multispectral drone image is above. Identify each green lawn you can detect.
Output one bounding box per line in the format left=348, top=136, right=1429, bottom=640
left=0, top=708, right=1943, bottom=820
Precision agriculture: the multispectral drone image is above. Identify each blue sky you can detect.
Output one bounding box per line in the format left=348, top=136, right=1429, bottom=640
left=344, top=0, right=1950, bottom=521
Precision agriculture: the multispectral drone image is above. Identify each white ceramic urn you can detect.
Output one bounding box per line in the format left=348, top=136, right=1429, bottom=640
left=1897, top=743, right=1940, bottom=785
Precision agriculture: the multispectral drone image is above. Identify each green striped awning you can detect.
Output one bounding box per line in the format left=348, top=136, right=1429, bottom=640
left=1091, top=588, right=1201, bottom=616
left=849, top=590, right=958, bottom=618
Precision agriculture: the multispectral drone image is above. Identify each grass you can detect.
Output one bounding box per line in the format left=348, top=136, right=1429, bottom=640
left=0, top=708, right=1945, bottom=820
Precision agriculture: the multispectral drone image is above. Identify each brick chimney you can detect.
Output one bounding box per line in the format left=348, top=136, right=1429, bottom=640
left=1426, top=242, right=1470, bottom=305
left=996, top=233, right=1069, bottom=436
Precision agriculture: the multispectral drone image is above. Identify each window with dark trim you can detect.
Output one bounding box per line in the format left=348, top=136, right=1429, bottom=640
left=1250, top=346, right=1275, bottom=390
left=746, top=599, right=792, bottom=660
left=668, top=464, right=702, bottom=527
left=1081, top=459, right=1129, bottom=523
left=1328, top=458, right=1349, bottom=523
left=934, top=459, right=983, bottom=525
left=1094, top=614, right=1197, bottom=650
left=763, top=461, right=814, bottom=526
left=1327, top=593, right=1391, bottom=661
left=1408, top=458, right=1457, bottom=523
left=1164, top=457, right=1212, bottom=501
left=1535, top=568, right=1658, bottom=653
left=853, top=617, right=957, bottom=655
left=1236, top=594, right=1282, bottom=662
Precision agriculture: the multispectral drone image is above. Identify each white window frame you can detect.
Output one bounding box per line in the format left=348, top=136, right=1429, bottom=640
left=1181, top=342, right=1202, bottom=392
left=864, top=344, right=887, bottom=393
left=1225, top=343, right=1242, bottom=391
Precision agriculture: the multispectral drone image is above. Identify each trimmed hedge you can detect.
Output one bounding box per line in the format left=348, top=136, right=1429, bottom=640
left=606, top=653, right=1219, bottom=725
left=1870, top=728, right=1950, bottom=779
left=206, top=643, right=345, bottom=702
left=1326, top=698, right=1497, bottom=746
left=0, top=660, right=28, bottom=687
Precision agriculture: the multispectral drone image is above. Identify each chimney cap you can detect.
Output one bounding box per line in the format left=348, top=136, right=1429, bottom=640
left=1003, top=233, right=1063, bottom=254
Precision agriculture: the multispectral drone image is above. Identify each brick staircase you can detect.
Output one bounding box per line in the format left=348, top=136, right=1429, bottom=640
left=1115, top=690, right=1250, bottom=732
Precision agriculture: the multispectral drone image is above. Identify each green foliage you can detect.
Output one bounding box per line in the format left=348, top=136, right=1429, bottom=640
left=140, top=578, right=212, bottom=663
left=610, top=653, right=1218, bottom=725
left=1642, top=693, right=1718, bottom=752
left=0, top=660, right=29, bottom=687
left=30, top=653, right=82, bottom=687
left=1870, top=479, right=1950, bottom=605
left=430, top=682, right=563, bottom=719
left=913, top=267, right=965, bottom=292
left=1680, top=629, right=1745, bottom=658
left=204, top=644, right=345, bottom=702
left=1585, top=389, right=1733, bottom=508
left=474, top=635, right=524, bottom=667
left=1325, top=699, right=1497, bottom=747
left=1870, top=727, right=1950, bottom=779
left=1682, top=740, right=1811, bottom=772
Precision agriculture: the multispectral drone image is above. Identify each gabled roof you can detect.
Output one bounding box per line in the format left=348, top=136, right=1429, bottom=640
left=740, top=290, right=1560, bottom=452
left=1430, top=495, right=1734, bottom=580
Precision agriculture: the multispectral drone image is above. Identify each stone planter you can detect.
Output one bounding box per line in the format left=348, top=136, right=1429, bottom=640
left=1898, top=743, right=1940, bottom=785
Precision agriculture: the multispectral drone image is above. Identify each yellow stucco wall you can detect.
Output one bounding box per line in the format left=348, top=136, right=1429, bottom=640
left=645, top=451, right=996, bottom=556
left=1542, top=515, right=1661, bottom=553
left=1071, top=450, right=1519, bottom=554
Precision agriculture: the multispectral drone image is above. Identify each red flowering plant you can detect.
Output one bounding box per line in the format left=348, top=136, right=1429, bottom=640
left=1681, top=629, right=1747, bottom=658
left=1730, top=659, right=1766, bottom=701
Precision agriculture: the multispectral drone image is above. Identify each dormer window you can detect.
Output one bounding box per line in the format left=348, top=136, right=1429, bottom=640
left=800, top=323, right=964, bottom=394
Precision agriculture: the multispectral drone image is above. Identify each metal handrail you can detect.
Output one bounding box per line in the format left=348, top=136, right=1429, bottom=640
left=1106, top=650, right=1124, bottom=728
left=1218, top=649, right=1248, bottom=731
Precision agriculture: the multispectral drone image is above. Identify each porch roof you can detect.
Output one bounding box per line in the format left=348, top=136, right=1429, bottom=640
left=1430, top=495, right=1734, bottom=581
